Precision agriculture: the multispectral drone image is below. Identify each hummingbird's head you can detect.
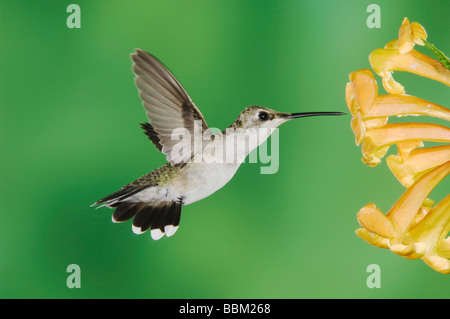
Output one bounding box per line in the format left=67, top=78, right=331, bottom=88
left=232, top=105, right=345, bottom=130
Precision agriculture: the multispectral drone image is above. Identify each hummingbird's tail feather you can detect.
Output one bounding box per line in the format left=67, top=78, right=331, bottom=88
left=112, top=201, right=182, bottom=240
left=91, top=165, right=176, bottom=208
left=91, top=185, right=149, bottom=208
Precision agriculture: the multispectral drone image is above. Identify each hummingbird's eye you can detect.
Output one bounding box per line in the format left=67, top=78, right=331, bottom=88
left=258, top=111, right=269, bottom=121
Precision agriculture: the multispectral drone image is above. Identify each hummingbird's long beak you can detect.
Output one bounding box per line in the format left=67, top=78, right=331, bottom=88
left=282, top=112, right=346, bottom=119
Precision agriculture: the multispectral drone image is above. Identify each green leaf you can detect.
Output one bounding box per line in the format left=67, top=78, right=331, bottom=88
left=422, top=38, right=450, bottom=70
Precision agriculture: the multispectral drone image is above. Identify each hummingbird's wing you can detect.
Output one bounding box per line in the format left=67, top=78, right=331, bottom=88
left=131, top=49, right=209, bottom=165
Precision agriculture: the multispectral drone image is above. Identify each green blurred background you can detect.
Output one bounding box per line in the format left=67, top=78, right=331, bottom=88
left=0, top=0, right=449, bottom=298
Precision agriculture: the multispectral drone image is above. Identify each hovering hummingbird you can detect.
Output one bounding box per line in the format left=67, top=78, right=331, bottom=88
left=92, top=49, right=345, bottom=240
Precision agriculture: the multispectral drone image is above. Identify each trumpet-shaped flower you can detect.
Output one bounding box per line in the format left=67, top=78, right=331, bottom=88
left=369, top=18, right=450, bottom=95
left=365, top=95, right=450, bottom=121
left=369, top=49, right=450, bottom=94
left=362, top=123, right=450, bottom=167
left=387, top=145, right=450, bottom=187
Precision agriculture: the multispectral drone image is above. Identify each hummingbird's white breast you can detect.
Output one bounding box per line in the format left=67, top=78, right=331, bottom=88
left=166, top=128, right=274, bottom=205
left=168, top=161, right=241, bottom=205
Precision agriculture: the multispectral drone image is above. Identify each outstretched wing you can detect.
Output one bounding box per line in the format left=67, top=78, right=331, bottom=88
left=131, top=49, right=208, bottom=165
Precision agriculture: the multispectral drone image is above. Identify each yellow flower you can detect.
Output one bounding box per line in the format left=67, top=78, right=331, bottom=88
left=362, top=122, right=450, bottom=167
left=365, top=95, right=450, bottom=121
left=369, top=17, right=450, bottom=95
left=369, top=49, right=450, bottom=94
left=347, top=18, right=450, bottom=273
left=387, top=145, right=450, bottom=188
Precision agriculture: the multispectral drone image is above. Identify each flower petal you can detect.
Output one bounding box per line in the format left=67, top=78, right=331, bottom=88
left=397, top=141, right=424, bottom=162
left=390, top=242, right=421, bottom=259
left=357, top=203, right=397, bottom=238
left=345, top=82, right=358, bottom=117
left=355, top=228, right=390, bottom=249
left=398, top=17, right=415, bottom=54
left=364, top=117, right=388, bottom=130
left=414, top=206, right=431, bottom=226
left=438, top=237, right=450, bottom=259
left=350, top=111, right=366, bottom=146
left=397, top=19, right=427, bottom=54
left=410, top=22, right=427, bottom=46
left=384, top=39, right=398, bottom=50
left=348, top=70, right=378, bottom=115
left=422, top=256, right=450, bottom=274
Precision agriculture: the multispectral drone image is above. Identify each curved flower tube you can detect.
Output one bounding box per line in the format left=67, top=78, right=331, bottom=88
left=369, top=48, right=450, bottom=94
left=368, top=18, right=450, bottom=94
left=387, top=145, right=450, bottom=187
left=365, top=95, right=450, bottom=121
left=361, top=123, right=450, bottom=166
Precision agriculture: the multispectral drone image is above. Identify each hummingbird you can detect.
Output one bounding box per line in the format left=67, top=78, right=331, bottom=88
left=92, top=49, right=345, bottom=240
